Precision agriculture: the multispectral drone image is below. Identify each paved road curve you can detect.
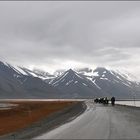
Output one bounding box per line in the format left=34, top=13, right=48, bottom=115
left=35, top=100, right=140, bottom=139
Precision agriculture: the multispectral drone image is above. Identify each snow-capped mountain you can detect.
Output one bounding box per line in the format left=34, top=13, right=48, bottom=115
left=50, top=69, right=103, bottom=98
left=0, top=61, right=26, bottom=98
left=49, top=67, right=140, bottom=99
left=77, top=67, right=140, bottom=99
left=17, top=67, right=55, bottom=80
left=33, top=68, right=55, bottom=79
left=0, top=61, right=61, bottom=98
left=0, top=60, right=140, bottom=99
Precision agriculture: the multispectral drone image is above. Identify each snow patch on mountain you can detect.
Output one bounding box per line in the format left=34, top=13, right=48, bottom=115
left=92, top=80, right=101, bottom=89
left=66, top=80, right=73, bottom=86
left=13, top=66, right=28, bottom=75
left=107, top=68, right=139, bottom=82
left=82, top=83, right=87, bottom=86
left=51, top=71, right=68, bottom=86
left=92, top=72, right=99, bottom=77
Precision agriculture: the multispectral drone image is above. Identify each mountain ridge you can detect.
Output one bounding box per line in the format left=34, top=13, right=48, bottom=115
left=0, top=61, right=140, bottom=99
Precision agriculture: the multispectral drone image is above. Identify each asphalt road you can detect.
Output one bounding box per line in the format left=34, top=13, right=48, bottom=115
left=35, top=100, right=140, bottom=139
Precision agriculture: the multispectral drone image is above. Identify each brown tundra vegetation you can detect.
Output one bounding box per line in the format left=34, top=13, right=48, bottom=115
left=0, top=100, right=76, bottom=135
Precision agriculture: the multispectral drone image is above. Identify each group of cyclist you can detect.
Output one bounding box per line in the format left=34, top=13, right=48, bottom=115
left=94, top=96, right=115, bottom=106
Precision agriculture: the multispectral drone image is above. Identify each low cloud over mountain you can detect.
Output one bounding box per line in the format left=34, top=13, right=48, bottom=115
left=0, top=61, right=140, bottom=99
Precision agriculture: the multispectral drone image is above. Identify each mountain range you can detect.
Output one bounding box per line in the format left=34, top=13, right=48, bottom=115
left=0, top=61, right=140, bottom=99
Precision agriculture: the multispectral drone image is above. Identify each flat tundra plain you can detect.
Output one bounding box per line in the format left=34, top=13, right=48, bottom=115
left=0, top=100, right=76, bottom=136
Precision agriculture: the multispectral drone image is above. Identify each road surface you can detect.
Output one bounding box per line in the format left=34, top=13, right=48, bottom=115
left=35, top=100, right=140, bottom=139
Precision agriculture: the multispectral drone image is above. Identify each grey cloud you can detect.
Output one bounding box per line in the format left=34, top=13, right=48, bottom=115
left=0, top=1, right=140, bottom=76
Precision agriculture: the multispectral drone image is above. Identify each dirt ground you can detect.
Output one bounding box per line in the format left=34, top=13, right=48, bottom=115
left=0, top=100, right=76, bottom=136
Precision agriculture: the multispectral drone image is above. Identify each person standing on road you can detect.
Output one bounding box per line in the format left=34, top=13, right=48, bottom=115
left=111, top=97, right=115, bottom=106
left=105, top=97, right=109, bottom=105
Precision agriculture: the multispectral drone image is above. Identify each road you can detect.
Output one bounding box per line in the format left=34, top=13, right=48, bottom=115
left=35, top=100, right=140, bottom=139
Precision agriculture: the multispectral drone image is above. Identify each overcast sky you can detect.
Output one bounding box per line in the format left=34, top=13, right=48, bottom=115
left=0, top=1, right=140, bottom=76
